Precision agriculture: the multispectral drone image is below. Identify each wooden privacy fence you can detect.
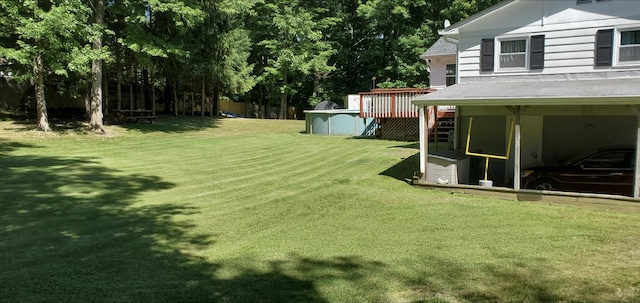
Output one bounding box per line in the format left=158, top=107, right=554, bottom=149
left=218, top=99, right=246, bottom=115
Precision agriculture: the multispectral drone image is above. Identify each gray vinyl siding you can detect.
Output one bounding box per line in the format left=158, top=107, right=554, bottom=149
left=455, top=0, right=640, bottom=83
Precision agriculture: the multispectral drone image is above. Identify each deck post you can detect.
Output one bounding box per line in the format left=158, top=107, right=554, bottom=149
left=390, top=93, right=396, bottom=118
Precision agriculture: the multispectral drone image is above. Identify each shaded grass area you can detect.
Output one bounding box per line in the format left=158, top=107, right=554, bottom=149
left=1, top=117, right=640, bottom=302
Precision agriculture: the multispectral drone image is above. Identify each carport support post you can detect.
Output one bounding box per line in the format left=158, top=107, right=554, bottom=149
left=634, top=106, right=640, bottom=198
left=508, top=106, right=522, bottom=190
left=419, top=106, right=429, bottom=182
left=629, top=105, right=640, bottom=198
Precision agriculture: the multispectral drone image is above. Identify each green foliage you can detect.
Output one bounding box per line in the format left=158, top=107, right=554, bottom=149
left=377, top=79, right=408, bottom=89
left=251, top=0, right=337, bottom=108
left=443, top=0, right=504, bottom=23
left=0, top=0, right=504, bottom=117
left=214, top=28, right=256, bottom=95
left=0, top=0, right=94, bottom=81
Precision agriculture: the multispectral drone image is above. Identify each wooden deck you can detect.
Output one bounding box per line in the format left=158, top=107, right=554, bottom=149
left=359, top=88, right=434, bottom=119
left=357, top=88, right=456, bottom=141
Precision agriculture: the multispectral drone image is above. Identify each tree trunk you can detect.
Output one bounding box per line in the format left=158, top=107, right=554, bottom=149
left=212, top=85, right=219, bottom=118
left=89, top=0, right=105, bottom=133
left=129, top=64, right=134, bottom=111
left=33, top=51, right=51, bottom=132
left=140, top=69, right=146, bottom=109
left=84, top=85, right=91, bottom=119
left=201, top=78, right=205, bottom=117
left=151, top=71, right=156, bottom=116
left=182, top=92, right=186, bottom=116
left=173, top=80, right=178, bottom=116
left=116, top=45, right=122, bottom=110
left=260, top=85, right=266, bottom=119
left=163, top=79, right=171, bottom=114
left=103, top=65, right=109, bottom=116
left=191, top=92, right=194, bottom=116
left=143, top=68, right=150, bottom=110
left=279, top=71, right=287, bottom=120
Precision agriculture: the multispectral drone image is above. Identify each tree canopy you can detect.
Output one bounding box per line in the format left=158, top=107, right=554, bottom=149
left=0, top=0, right=502, bottom=127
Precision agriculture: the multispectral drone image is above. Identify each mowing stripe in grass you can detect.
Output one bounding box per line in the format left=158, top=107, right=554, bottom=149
left=2, top=118, right=640, bottom=303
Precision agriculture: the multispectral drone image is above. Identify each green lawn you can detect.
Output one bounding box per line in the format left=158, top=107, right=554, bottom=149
left=1, top=116, right=639, bottom=303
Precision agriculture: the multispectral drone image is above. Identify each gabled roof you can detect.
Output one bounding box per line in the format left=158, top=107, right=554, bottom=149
left=439, top=0, right=518, bottom=36
left=420, top=37, right=457, bottom=59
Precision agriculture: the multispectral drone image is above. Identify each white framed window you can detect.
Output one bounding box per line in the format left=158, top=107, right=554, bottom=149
left=481, top=35, right=545, bottom=72
left=445, top=64, right=456, bottom=86
left=498, top=38, right=528, bottom=70
left=618, top=29, right=640, bottom=64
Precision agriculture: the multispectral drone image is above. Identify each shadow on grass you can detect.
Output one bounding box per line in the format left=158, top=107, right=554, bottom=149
left=0, top=140, right=380, bottom=302
left=390, top=142, right=419, bottom=149
left=118, top=115, right=220, bottom=134
left=380, top=143, right=459, bottom=184
left=400, top=256, right=573, bottom=303
left=215, top=256, right=389, bottom=302
left=0, top=109, right=220, bottom=134
left=0, top=108, right=90, bottom=134
left=380, top=152, right=420, bottom=183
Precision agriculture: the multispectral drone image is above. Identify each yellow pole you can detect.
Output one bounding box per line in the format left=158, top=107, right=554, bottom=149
left=484, top=157, right=489, bottom=181
left=465, top=117, right=516, bottom=182
left=505, top=120, right=515, bottom=159
left=465, top=117, right=473, bottom=153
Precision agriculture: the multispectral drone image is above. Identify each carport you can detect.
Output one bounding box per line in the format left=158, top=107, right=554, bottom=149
left=412, top=78, right=640, bottom=199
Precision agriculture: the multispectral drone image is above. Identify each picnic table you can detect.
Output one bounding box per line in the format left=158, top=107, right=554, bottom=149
left=114, top=109, right=156, bottom=123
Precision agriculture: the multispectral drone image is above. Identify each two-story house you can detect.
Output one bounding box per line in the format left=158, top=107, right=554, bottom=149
left=413, top=0, right=640, bottom=198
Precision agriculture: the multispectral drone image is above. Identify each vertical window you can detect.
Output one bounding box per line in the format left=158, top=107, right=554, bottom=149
left=619, top=29, right=640, bottom=63
left=445, top=64, right=456, bottom=86
left=499, top=39, right=527, bottom=69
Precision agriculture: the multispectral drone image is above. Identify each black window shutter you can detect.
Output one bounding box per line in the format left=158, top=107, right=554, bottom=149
left=530, top=35, right=545, bottom=69
left=481, top=38, right=495, bottom=71
left=596, top=29, right=613, bottom=67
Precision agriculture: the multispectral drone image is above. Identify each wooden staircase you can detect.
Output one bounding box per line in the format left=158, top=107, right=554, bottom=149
left=431, top=114, right=455, bottom=143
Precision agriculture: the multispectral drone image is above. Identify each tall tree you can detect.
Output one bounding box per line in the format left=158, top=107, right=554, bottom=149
left=322, top=0, right=502, bottom=95
left=89, top=0, right=106, bottom=132
left=251, top=0, right=336, bottom=119
left=0, top=0, right=93, bottom=131
left=185, top=0, right=256, bottom=117
left=104, top=0, right=203, bottom=116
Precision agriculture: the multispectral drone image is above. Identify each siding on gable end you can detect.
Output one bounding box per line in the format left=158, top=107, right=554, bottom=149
left=456, top=21, right=640, bottom=81
left=451, top=0, right=640, bottom=83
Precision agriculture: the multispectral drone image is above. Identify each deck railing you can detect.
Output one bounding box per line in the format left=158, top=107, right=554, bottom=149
left=359, top=88, right=454, bottom=118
